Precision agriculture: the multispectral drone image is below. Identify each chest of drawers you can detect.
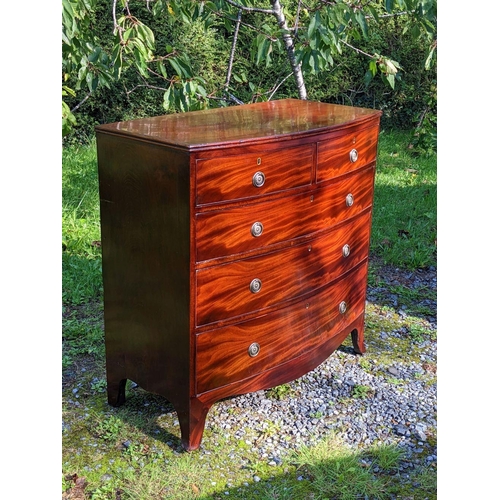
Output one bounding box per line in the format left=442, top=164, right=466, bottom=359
left=96, top=98, right=381, bottom=450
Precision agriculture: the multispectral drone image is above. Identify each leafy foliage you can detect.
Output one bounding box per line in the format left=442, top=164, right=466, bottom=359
left=62, top=0, right=437, bottom=147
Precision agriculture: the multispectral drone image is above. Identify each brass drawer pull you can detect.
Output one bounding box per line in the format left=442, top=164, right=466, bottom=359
left=342, top=244, right=350, bottom=258
left=252, top=171, right=266, bottom=188
left=339, top=301, right=347, bottom=314
left=250, top=222, right=264, bottom=237
left=346, top=193, right=354, bottom=207
left=248, top=342, right=260, bottom=357
left=249, top=278, right=262, bottom=293
left=349, top=148, right=358, bottom=163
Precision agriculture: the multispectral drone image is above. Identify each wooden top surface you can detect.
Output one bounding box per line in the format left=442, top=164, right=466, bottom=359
left=96, top=98, right=382, bottom=150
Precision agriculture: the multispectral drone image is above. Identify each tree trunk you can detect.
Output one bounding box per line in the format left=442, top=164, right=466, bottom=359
left=270, top=0, right=307, bottom=100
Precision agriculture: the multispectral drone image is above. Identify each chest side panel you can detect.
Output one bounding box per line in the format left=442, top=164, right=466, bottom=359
left=97, top=133, right=192, bottom=397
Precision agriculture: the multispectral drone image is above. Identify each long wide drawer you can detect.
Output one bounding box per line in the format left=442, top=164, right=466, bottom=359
left=195, top=261, right=368, bottom=395
left=195, top=143, right=314, bottom=206
left=196, top=210, right=372, bottom=327
left=195, top=165, right=375, bottom=262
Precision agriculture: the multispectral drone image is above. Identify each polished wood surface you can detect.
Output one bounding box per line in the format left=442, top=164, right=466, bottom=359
left=97, top=98, right=380, bottom=149
left=196, top=261, right=368, bottom=394
left=195, top=166, right=375, bottom=262
left=196, top=210, right=372, bottom=327
left=196, top=143, right=314, bottom=205
left=317, top=123, right=379, bottom=181
left=96, top=98, right=381, bottom=451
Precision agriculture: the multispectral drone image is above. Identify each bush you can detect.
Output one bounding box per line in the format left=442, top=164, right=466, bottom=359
left=63, top=1, right=436, bottom=148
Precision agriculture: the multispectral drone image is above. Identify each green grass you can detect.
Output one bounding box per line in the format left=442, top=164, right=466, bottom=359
left=62, top=141, right=103, bottom=305
left=62, top=130, right=436, bottom=499
left=372, top=130, right=437, bottom=269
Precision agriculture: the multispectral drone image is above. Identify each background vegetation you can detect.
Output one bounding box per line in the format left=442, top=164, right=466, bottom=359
left=63, top=0, right=437, bottom=152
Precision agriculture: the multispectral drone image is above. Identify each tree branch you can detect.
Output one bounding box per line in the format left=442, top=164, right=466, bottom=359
left=340, top=39, right=374, bottom=59
left=71, top=92, right=92, bottom=113
left=267, top=72, right=294, bottom=100
left=224, top=9, right=243, bottom=93
left=270, top=0, right=307, bottom=99
left=112, top=0, right=119, bottom=36
left=224, top=0, right=273, bottom=14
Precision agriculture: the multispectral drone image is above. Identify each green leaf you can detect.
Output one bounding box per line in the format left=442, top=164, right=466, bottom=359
left=424, top=45, right=436, bottom=70
left=255, top=34, right=268, bottom=65
left=158, top=62, right=167, bottom=79
left=197, top=85, right=207, bottom=98
left=168, top=57, right=183, bottom=77
left=354, top=10, right=369, bottom=38
left=123, top=28, right=133, bottom=42
left=385, top=0, right=394, bottom=13
left=62, top=101, right=77, bottom=137
left=366, top=5, right=380, bottom=23
left=364, top=69, right=373, bottom=87
left=88, top=47, right=101, bottom=63
left=163, top=86, right=172, bottom=111
left=307, top=12, right=318, bottom=39
left=384, top=73, right=396, bottom=89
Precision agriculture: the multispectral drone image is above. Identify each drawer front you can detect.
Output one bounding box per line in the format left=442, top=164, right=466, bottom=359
left=317, top=124, right=379, bottom=182
left=195, top=261, right=368, bottom=395
left=195, top=166, right=374, bottom=262
left=196, top=210, right=371, bottom=326
left=196, top=144, right=314, bottom=205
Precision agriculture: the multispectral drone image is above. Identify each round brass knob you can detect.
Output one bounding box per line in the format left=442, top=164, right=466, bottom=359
left=339, top=301, right=347, bottom=314
left=346, top=193, right=354, bottom=207
left=342, top=244, right=350, bottom=258
left=248, top=342, right=260, bottom=357
left=349, top=149, right=358, bottom=163
left=251, top=222, right=264, bottom=237
left=249, top=278, right=262, bottom=293
left=252, top=171, right=265, bottom=188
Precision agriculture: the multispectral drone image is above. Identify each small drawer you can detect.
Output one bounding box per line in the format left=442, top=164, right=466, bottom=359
left=195, top=166, right=375, bottom=262
left=195, top=143, right=314, bottom=205
left=195, top=210, right=372, bottom=326
left=317, top=124, right=379, bottom=182
left=195, top=261, right=368, bottom=395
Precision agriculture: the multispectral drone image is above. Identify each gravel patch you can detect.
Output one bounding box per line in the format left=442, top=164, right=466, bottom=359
left=202, top=261, right=437, bottom=470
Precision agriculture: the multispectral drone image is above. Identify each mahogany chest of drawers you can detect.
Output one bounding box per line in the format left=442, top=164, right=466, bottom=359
left=96, top=98, right=382, bottom=450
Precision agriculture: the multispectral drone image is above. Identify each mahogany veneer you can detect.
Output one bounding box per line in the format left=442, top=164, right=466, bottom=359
left=96, top=98, right=382, bottom=450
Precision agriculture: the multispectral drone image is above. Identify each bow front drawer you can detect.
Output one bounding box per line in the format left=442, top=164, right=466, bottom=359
left=195, top=143, right=314, bottom=205
left=195, top=166, right=374, bottom=262
left=195, top=261, right=368, bottom=395
left=195, top=210, right=371, bottom=327
left=317, top=123, right=379, bottom=182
